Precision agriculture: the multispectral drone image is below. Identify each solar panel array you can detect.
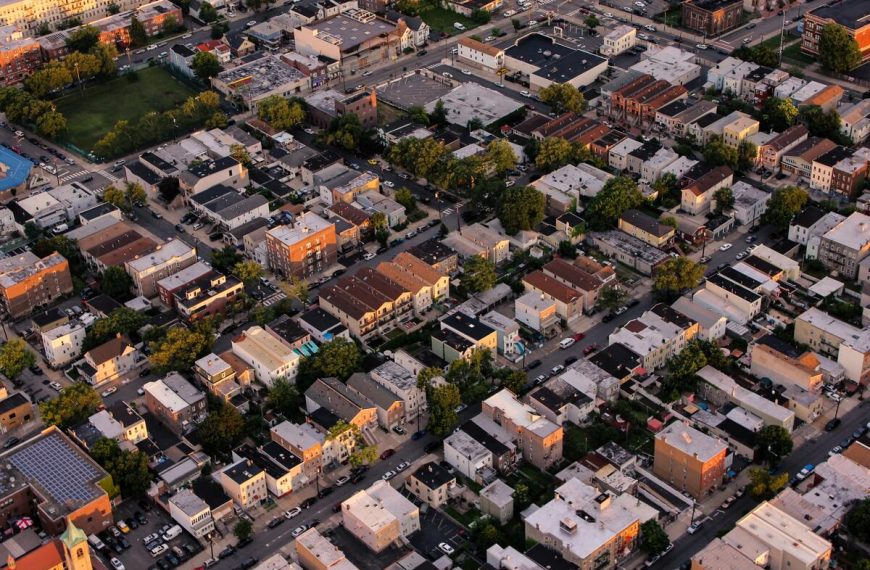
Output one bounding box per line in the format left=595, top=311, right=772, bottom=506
left=8, top=433, right=101, bottom=505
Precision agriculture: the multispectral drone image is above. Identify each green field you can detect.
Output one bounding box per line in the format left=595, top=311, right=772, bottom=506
left=418, top=6, right=477, bottom=35
left=55, top=67, right=198, bottom=153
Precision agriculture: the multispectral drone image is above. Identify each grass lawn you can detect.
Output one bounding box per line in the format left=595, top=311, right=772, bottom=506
left=55, top=66, right=198, bottom=153
left=782, top=41, right=815, bottom=64
left=418, top=6, right=476, bottom=36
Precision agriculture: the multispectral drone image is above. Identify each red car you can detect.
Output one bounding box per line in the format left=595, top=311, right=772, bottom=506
left=583, top=344, right=598, bottom=356
left=380, top=449, right=395, bottom=460
left=573, top=333, right=585, bottom=342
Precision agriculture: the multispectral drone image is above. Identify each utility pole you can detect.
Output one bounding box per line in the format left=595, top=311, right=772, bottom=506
left=777, top=9, right=786, bottom=67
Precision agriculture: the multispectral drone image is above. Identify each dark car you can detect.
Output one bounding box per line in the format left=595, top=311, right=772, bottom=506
left=332, top=502, right=342, bottom=513
left=564, top=356, right=578, bottom=366
left=267, top=517, right=284, bottom=529
left=825, top=418, right=841, bottom=432
left=134, top=511, right=147, bottom=525
left=236, top=537, right=253, bottom=549
left=139, top=369, right=151, bottom=378
left=239, top=558, right=259, bottom=569
left=118, top=537, right=131, bottom=549
left=30, top=364, right=44, bottom=375
left=156, top=559, right=171, bottom=570
left=175, top=224, right=186, bottom=233
left=318, top=486, right=334, bottom=498
left=525, top=359, right=542, bottom=370
left=138, top=499, right=153, bottom=512
left=627, top=298, right=640, bottom=308
left=300, top=497, right=317, bottom=509
left=350, top=473, right=366, bottom=484
left=416, top=50, right=427, bottom=56
left=602, top=313, right=616, bottom=322
left=165, top=553, right=181, bottom=567
left=411, top=430, right=426, bottom=440
left=2, top=437, right=20, bottom=449
left=380, top=448, right=396, bottom=460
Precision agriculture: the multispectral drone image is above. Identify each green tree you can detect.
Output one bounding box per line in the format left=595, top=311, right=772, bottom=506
left=470, top=8, right=490, bottom=23
left=417, top=366, right=443, bottom=391
left=762, top=186, right=808, bottom=230
left=130, top=16, right=148, bottom=47
left=388, top=137, right=447, bottom=179
left=428, top=383, right=461, bottom=436
left=192, top=51, right=221, bottom=82
left=598, top=286, right=628, bottom=312
left=429, top=99, right=448, bottom=127
left=25, top=61, right=73, bottom=97
left=65, top=25, right=101, bottom=53
left=474, top=522, right=501, bottom=552
left=100, top=266, right=133, bottom=300
left=279, top=276, right=310, bottom=308
left=737, top=140, right=757, bottom=173
left=748, top=467, right=788, bottom=501
left=395, top=187, right=416, bottom=212
left=230, top=143, right=251, bottom=167
left=348, top=444, right=378, bottom=468
left=149, top=327, right=214, bottom=373
left=198, top=1, right=219, bottom=23
left=39, top=383, right=101, bottom=429
left=36, top=111, right=67, bottom=139
left=158, top=176, right=181, bottom=203
left=198, top=403, right=245, bottom=457
left=640, top=520, right=670, bottom=555
left=513, top=482, right=530, bottom=509
left=161, top=14, right=181, bottom=34
left=653, top=172, right=680, bottom=207
left=818, top=23, right=861, bottom=72
left=845, top=498, right=870, bottom=544
left=584, top=14, right=600, bottom=30
left=757, top=425, right=793, bottom=464
left=84, top=308, right=147, bottom=351
left=760, top=96, right=798, bottom=132
left=90, top=438, right=151, bottom=497
left=306, top=337, right=361, bottom=380
left=267, top=377, right=303, bottom=422
left=713, top=186, right=734, bottom=215
left=408, top=105, right=430, bottom=126
left=33, top=235, right=84, bottom=272
left=125, top=182, right=146, bottom=207
left=0, top=339, right=35, bottom=379
left=462, top=255, right=497, bottom=293
left=232, top=260, right=264, bottom=284
left=512, top=18, right=522, bottom=31
left=485, top=139, right=517, bottom=173
left=586, top=176, right=643, bottom=230
left=702, top=135, right=738, bottom=169
left=534, top=136, right=574, bottom=172
left=326, top=113, right=364, bottom=150
left=102, top=185, right=127, bottom=210
left=108, top=2, right=120, bottom=13
left=211, top=245, right=243, bottom=272
left=799, top=104, right=842, bottom=139
left=538, top=83, right=586, bottom=114
left=498, top=368, right=527, bottom=393
left=257, top=95, right=306, bottom=130
left=234, top=519, right=253, bottom=541
left=653, top=256, right=704, bottom=299
left=498, top=185, right=544, bottom=235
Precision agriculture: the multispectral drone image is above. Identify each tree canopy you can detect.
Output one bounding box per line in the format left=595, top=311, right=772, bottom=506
left=462, top=256, right=497, bottom=293
left=586, top=176, right=643, bottom=230
left=485, top=139, right=517, bottom=173
left=653, top=257, right=705, bottom=299
left=762, top=186, right=808, bottom=230
left=713, top=187, right=734, bottom=215
left=299, top=337, right=361, bottom=382
left=428, top=383, right=461, bottom=436
left=100, top=266, right=133, bottom=300
left=640, top=520, right=670, bottom=555
left=149, top=326, right=214, bottom=373
left=192, top=51, right=221, bottom=81
left=39, top=383, right=101, bottom=429
left=257, top=95, right=306, bottom=130
left=498, top=185, right=545, bottom=235
left=757, top=425, right=793, bottom=464
left=845, top=498, right=870, bottom=544
left=197, top=402, right=245, bottom=458
left=760, top=97, right=798, bottom=132
left=90, top=438, right=152, bottom=497
left=818, top=23, right=861, bottom=73
left=0, top=339, right=35, bottom=379
left=539, top=83, right=586, bottom=114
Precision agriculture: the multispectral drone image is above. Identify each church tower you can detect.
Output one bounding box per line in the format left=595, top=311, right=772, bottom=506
left=60, top=520, right=92, bottom=570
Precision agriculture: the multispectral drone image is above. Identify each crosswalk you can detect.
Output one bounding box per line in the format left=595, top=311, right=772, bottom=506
left=262, top=291, right=287, bottom=307
left=441, top=208, right=454, bottom=216
left=100, top=169, right=120, bottom=183
left=711, top=40, right=732, bottom=52
left=57, top=170, right=86, bottom=184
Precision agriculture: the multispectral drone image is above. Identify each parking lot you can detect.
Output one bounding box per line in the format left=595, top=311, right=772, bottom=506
left=93, top=497, right=203, bottom=570
left=405, top=494, right=468, bottom=561
left=376, top=73, right=453, bottom=110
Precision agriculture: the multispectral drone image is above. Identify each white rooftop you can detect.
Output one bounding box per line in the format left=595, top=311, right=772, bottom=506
left=656, top=420, right=727, bottom=462
left=271, top=420, right=324, bottom=451
left=516, top=291, right=556, bottom=312
left=126, top=238, right=194, bottom=272
left=821, top=211, right=870, bottom=251
left=266, top=211, right=333, bottom=246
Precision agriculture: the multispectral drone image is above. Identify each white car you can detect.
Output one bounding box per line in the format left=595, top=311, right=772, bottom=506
left=503, top=9, right=516, bottom=16
left=635, top=1, right=646, bottom=6
left=687, top=522, right=702, bottom=535
left=291, top=525, right=308, bottom=537
left=454, top=403, right=467, bottom=413
left=742, top=36, right=752, bottom=44
left=828, top=446, right=843, bottom=457
left=335, top=475, right=350, bottom=486
left=644, top=24, right=655, bottom=31
left=304, top=128, right=316, bottom=135
left=383, top=180, right=395, bottom=188
left=638, top=33, right=650, bottom=40
left=382, top=470, right=397, bottom=481
left=604, top=11, right=614, bottom=17
left=150, top=544, right=168, bottom=557
left=439, top=543, right=455, bottom=555
left=363, top=252, right=376, bottom=261
left=246, top=20, right=257, bottom=27
left=396, top=461, right=410, bottom=472
left=49, top=382, right=62, bottom=391
left=442, top=72, right=453, bottom=78
left=505, top=180, right=516, bottom=187
left=362, top=70, right=373, bottom=77
left=284, top=507, right=302, bottom=519
left=101, top=386, right=118, bottom=397
left=461, top=69, right=472, bottom=75
left=110, top=559, right=125, bottom=570
left=696, top=43, right=709, bottom=50
left=719, top=243, right=732, bottom=251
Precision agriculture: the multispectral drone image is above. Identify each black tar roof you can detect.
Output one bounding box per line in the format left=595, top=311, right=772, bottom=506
left=0, top=392, right=29, bottom=415
left=506, top=33, right=606, bottom=82
left=756, top=334, right=803, bottom=358
left=80, top=203, right=120, bottom=221
left=526, top=544, right=580, bottom=570
left=461, top=421, right=511, bottom=457
left=192, top=476, right=232, bottom=510
left=650, top=303, right=695, bottom=329
left=589, top=343, right=641, bottom=378
left=807, top=0, right=870, bottom=30
left=620, top=209, right=672, bottom=238
left=628, top=140, right=663, bottom=162
left=408, top=239, right=457, bottom=265
left=441, top=312, right=495, bottom=341
left=267, top=314, right=310, bottom=345
left=814, top=146, right=852, bottom=167
left=719, top=266, right=764, bottom=289
left=790, top=206, right=826, bottom=229
left=707, top=273, right=760, bottom=303
left=657, top=100, right=691, bottom=117
left=31, top=307, right=66, bottom=328
left=410, top=461, right=455, bottom=489
left=127, top=161, right=162, bottom=185
left=298, top=307, right=341, bottom=332
left=85, top=294, right=123, bottom=316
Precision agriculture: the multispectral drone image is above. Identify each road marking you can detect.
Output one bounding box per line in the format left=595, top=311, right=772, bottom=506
left=101, top=169, right=120, bottom=182
left=441, top=208, right=453, bottom=216
left=58, top=170, right=87, bottom=183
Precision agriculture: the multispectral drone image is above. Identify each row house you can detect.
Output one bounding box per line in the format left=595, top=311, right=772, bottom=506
left=541, top=256, right=615, bottom=313
left=680, top=164, right=734, bottom=215
left=432, top=311, right=498, bottom=363
left=124, top=239, right=197, bottom=299
left=812, top=147, right=870, bottom=199
left=781, top=136, right=838, bottom=178
left=318, top=267, right=412, bottom=340
left=481, top=388, right=563, bottom=470
left=0, top=252, right=73, bottom=319
left=376, top=251, right=449, bottom=315
left=654, top=99, right=717, bottom=138
left=794, top=307, right=870, bottom=385
left=608, top=304, right=698, bottom=371
left=758, top=124, right=809, bottom=169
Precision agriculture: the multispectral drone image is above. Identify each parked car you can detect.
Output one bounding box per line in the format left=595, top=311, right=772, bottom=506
left=824, top=418, right=841, bottom=432
left=284, top=507, right=302, bottom=519
left=392, top=425, right=406, bottom=435
left=439, top=543, right=455, bottom=555
left=382, top=470, right=397, bottom=481
left=795, top=464, right=814, bottom=481
left=291, top=525, right=309, bottom=538
left=454, top=403, right=467, bottom=413
left=267, top=517, right=284, bottom=529
left=334, top=475, right=350, bottom=486
left=687, top=521, right=703, bottom=534
left=583, top=344, right=598, bottom=355
left=380, top=449, right=396, bottom=460
left=525, top=359, right=542, bottom=370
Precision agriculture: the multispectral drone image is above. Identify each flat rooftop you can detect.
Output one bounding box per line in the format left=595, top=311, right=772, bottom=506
left=424, top=82, right=524, bottom=127
left=305, top=10, right=397, bottom=51
left=806, top=0, right=870, bottom=30
left=656, top=420, right=726, bottom=462
left=215, top=54, right=306, bottom=98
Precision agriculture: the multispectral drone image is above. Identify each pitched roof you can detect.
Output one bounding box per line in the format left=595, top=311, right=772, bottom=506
left=459, top=36, right=503, bottom=57
left=523, top=270, right=582, bottom=303
left=87, top=335, right=133, bottom=366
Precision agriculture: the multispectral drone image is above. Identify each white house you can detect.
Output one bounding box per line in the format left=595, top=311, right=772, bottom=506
left=231, top=325, right=301, bottom=386
left=42, top=321, right=86, bottom=368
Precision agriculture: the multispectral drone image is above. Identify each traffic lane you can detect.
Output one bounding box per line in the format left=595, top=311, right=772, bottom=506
left=659, top=403, right=870, bottom=567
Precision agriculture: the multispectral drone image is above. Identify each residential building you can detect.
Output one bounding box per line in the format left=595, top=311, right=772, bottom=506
left=653, top=420, right=727, bottom=498
left=603, top=72, right=688, bottom=127
left=479, top=479, right=514, bottom=524
left=794, top=307, right=870, bottom=384
left=443, top=223, right=510, bottom=265
left=294, top=10, right=403, bottom=69
left=531, top=162, right=613, bottom=213
left=722, top=502, right=832, bottom=570
left=443, top=429, right=494, bottom=483
left=503, top=33, right=607, bottom=92
left=370, top=360, right=426, bottom=423
left=41, top=321, right=86, bottom=368
left=341, top=481, right=420, bottom=552
left=750, top=335, right=824, bottom=392
left=781, top=137, right=838, bottom=177
left=432, top=311, right=499, bottom=363
left=156, top=261, right=212, bottom=308
left=696, top=366, right=795, bottom=431
left=722, top=115, right=760, bottom=148
left=543, top=257, right=615, bottom=313
left=143, top=372, right=207, bottom=433
left=655, top=100, right=717, bottom=138
left=608, top=304, right=698, bottom=371
left=801, top=0, right=870, bottom=64
left=346, top=373, right=404, bottom=430
left=618, top=209, right=674, bottom=248
left=169, top=489, right=215, bottom=539
left=445, top=0, right=503, bottom=16
left=759, top=124, right=809, bottom=169
left=211, top=55, right=309, bottom=112
left=587, top=230, right=669, bottom=276
left=600, top=25, right=636, bottom=57
left=523, top=477, right=657, bottom=569
left=319, top=268, right=412, bottom=340
left=728, top=180, right=769, bottom=225
left=407, top=238, right=459, bottom=274
left=0, top=25, right=41, bottom=86
left=810, top=146, right=853, bottom=193
left=671, top=296, right=727, bottom=341
left=296, top=528, right=360, bottom=570
left=179, top=156, right=248, bottom=197
left=481, top=388, right=563, bottom=469
left=522, top=271, right=584, bottom=321
left=221, top=459, right=267, bottom=509
left=305, top=376, right=378, bottom=432
left=235, top=443, right=305, bottom=498
left=830, top=147, right=870, bottom=200
left=232, top=325, right=302, bottom=385
left=527, top=380, right=595, bottom=426
left=297, top=307, right=350, bottom=343
left=0, top=427, right=113, bottom=535
left=174, top=270, right=244, bottom=322
left=515, top=291, right=559, bottom=334
left=77, top=335, right=138, bottom=386
left=124, top=239, right=196, bottom=298
left=376, top=251, right=449, bottom=315
left=0, top=252, right=73, bottom=319
left=0, top=392, right=32, bottom=434
left=680, top=165, right=734, bottom=215
left=628, top=46, right=701, bottom=86
left=682, top=0, right=743, bottom=35
left=817, top=212, right=870, bottom=278
left=271, top=420, right=324, bottom=482
left=266, top=212, right=338, bottom=279
left=839, top=99, right=870, bottom=143
left=405, top=461, right=455, bottom=508
left=457, top=36, right=505, bottom=70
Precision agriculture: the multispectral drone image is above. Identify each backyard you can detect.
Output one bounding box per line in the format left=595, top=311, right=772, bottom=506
left=418, top=6, right=477, bottom=36
left=55, top=66, right=199, bottom=154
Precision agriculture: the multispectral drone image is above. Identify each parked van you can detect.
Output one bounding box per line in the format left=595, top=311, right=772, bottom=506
left=161, top=525, right=182, bottom=541
left=193, top=222, right=204, bottom=231
left=559, top=338, right=576, bottom=349
left=454, top=22, right=465, bottom=31
left=52, top=223, right=69, bottom=234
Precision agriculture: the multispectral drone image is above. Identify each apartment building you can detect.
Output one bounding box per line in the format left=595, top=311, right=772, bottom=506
left=801, top=0, right=870, bottom=64
left=41, top=321, right=86, bottom=368
left=376, top=251, right=449, bottom=315
left=600, top=25, right=636, bottom=56
left=271, top=420, right=324, bottom=481
left=432, top=311, right=498, bottom=363
left=749, top=335, right=824, bottom=392
left=305, top=376, right=378, bottom=431
left=521, top=271, right=584, bottom=321
left=231, top=325, right=301, bottom=386
left=318, top=268, right=412, bottom=340
left=408, top=238, right=459, bottom=275
left=541, top=257, right=614, bottom=313
left=0, top=25, right=40, bottom=86
left=0, top=252, right=73, bottom=319
left=78, top=335, right=139, bottom=386
left=830, top=148, right=870, bottom=200
left=296, top=528, right=360, bottom=570
left=194, top=352, right=243, bottom=401
left=523, top=477, right=657, bottom=569
left=608, top=304, right=698, bottom=371
left=781, top=137, right=838, bottom=177
left=442, top=223, right=510, bottom=265
left=653, top=421, right=727, bottom=499
left=481, top=389, right=563, bottom=470
left=143, top=372, right=207, bottom=433
left=156, top=261, right=212, bottom=308
left=515, top=291, right=559, bottom=335
left=794, top=307, right=870, bottom=384
left=443, top=429, right=495, bottom=483
left=266, top=212, right=338, bottom=279
left=759, top=124, right=809, bottom=169
left=405, top=461, right=456, bottom=508
left=696, top=365, right=795, bottom=431
left=816, top=212, right=870, bottom=278
left=722, top=115, right=760, bottom=148
left=221, top=459, right=268, bottom=509
left=682, top=0, right=742, bottom=35
left=680, top=165, right=734, bottom=215
left=341, top=481, right=420, bottom=552
left=0, top=0, right=152, bottom=37
left=169, top=489, right=215, bottom=539
left=174, top=271, right=244, bottom=322
left=618, top=209, right=675, bottom=248
left=0, top=392, right=33, bottom=434
left=369, top=360, right=426, bottom=422
left=125, top=239, right=196, bottom=298
left=604, top=72, right=688, bottom=127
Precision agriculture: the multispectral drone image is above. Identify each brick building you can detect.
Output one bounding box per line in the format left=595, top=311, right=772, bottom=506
left=266, top=212, right=337, bottom=279
left=801, top=0, right=870, bottom=65
left=0, top=252, right=73, bottom=320
left=0, top=25, right=41, bottom=86
left=681, top=0, right=743, bottom=36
